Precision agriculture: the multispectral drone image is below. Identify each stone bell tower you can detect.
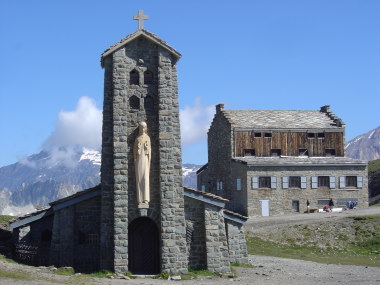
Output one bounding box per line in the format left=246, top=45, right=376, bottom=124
left=99, top=11, right=187, bottom=274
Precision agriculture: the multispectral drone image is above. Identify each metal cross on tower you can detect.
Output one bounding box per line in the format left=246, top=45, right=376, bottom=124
left=133, top=10, right=149, bottom=30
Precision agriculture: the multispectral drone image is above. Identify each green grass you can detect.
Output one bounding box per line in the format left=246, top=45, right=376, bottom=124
left=369, top=159, right=380, bottom=173
left=0, top=269, right=35, bottom=280
left=188, top=267, right=218, bottom=277
left=246, top=215, right=380, bottom=267
left=0, top=215, right=13, bottom=227
left=55, top=267, right=75, bottom=276
left=230, top=262, right=256, bottom=268
left=0, top=255, right=18, bottom=264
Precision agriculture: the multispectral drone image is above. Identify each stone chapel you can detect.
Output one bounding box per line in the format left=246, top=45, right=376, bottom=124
left=10, top=11, right=248, bottom=275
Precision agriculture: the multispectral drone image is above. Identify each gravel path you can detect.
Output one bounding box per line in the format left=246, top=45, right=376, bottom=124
left=1, top=254, right=379, bottom=285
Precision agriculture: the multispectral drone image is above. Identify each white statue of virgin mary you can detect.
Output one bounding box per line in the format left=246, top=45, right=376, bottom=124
left=133, top=121, right=151, bottom=204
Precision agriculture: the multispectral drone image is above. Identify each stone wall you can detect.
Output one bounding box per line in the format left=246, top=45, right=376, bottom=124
left=205, top=106, right=233, bottom=199
left=184, top=197, right=206, bottom=270
left=100, top=34, right=187, bottom=274
left=50, top=196, right=100, bottom=271
left=225, top=219, right=248, bottom=264
left=204, top=204, right=230, bottom=274
left=242, top=164, right=368, bottom=216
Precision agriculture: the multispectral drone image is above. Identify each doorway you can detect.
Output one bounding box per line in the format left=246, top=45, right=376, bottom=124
left=292, top=200, right=300, bottom=212
left=128, top=217, right=160, bottom=274
left=260, top=200, right=269, bottom=216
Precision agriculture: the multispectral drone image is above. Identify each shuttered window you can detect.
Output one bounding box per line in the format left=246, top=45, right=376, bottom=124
left=301, top=176, right=307, bottom=189
left=282, top=176, right=289, bottom=189
left=236, top=178, right=241, bottom=191
left=339, top=176, right=363, bottom=188
left=252, top=176, right=259, bottom=189
left=289, top=176, right=301, bottom=188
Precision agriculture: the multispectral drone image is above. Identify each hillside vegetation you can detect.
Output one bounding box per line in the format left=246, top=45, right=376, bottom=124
left=246, top=214, right=380, bottom=267
left=369, top=159, right=380, bottom=173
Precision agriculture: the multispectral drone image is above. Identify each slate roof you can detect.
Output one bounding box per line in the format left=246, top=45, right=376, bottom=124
left=222, top=110, right=342, bottom=129
left=233, top=156, right=367, bottom=166
left=184, top=187, right=229, bottom=203
left=101, top=29, right=181, bottom=67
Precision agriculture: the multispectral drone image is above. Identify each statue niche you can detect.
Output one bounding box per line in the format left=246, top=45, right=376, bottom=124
left=133, top=122, right=151, bottom=204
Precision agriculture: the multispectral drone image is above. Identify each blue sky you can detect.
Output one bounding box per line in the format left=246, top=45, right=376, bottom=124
left=0, top=0, right=379, bottom=167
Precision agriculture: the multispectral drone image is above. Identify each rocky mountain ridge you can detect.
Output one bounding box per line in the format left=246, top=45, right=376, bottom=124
left=345, top=126, right=380, bottom=161
left=0, top=148, right=201, bottom=215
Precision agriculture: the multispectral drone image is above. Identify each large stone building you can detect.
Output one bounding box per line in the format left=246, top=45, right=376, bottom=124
left=10, top=12, right=248, bottom=275
left=197, top=104, right=369, bottom=217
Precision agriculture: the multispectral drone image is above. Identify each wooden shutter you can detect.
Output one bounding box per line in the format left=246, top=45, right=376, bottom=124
left=311, top=176, right=318, bottom=188
left=282, top=177, right=289, bottom=189
left=339, top=176, right=345, bottom=188
left=301, top=176, right=307, bottom=189
left=330, top=176, right=336, bottom=189
left=271, top=176, right=277, bottom=189
left=252, top=176, right=258, bottom=189
left=357, top=176, right=363, bottom=188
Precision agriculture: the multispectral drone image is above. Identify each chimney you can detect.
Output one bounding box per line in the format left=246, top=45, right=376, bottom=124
left=216, top=103, right=224, bottom=113
left=320, top=105, right=331, bottom=113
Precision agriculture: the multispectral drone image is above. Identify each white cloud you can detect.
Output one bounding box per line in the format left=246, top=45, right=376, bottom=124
left=43, top=96, right=102, bottom=151
left=180, top=97, right=215, bottom=145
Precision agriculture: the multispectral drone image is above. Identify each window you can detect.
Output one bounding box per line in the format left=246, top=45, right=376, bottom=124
left=299, top=148, right=309, bottom=156
left=236, top=178, right=241, bottom=191
left=129, top=95, right=140, bottom=110
left=283, top=176, right=307, bottom=189
left=264, top=133, right=272, bottom=138
left=244, top=149, right=255, bottom=156
left=88, top=233, right=99, bottom=244
left=201, top=185, right=205, bottom=192
left=307, top=133, right=315, bottom=138
left=317, top=199, right=330, bottom=207
left=259, top=177, right=271, bottom=188
left=252, top=176, right=277, bottom=189
left=129, top=69, right=139, bottom=85
left=325, top=148, right=336, bottom=156
left=312, top=176, right=335, bottom=189
left=317, top=133, right=325, bottom=139
left=216, top=181, right=223, bottom=191
left=339, top=176, right=363, bottom=188
left=271, top=149, right=281, bottom=156
left=289, top=176, right=301, bottom=188
left=254, top=132, right=262, bottom=138
left=318, top=176, right=330, bottom=187
left=144, top=70, right=153, bottom=84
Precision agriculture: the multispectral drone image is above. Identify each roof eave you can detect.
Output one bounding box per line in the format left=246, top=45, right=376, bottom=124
left=101, top=29, right=181, bottom=68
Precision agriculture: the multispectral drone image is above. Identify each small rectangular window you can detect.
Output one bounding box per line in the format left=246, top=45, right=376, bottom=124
left=264, top=133, right=272, bottom=138
left=345, top=176, right=357, bottom=187
left=254, top=132, right=262, bottom=138
left=259, top=176, right=271, bottom=188
left=289, top=176, right=301, bottom=188
left=236, top=178, right=241, bottom=191
left=307, top=133, right=315, bottom=138
left=318, top=176, right=330, bottom=188
left=201, top=185, right=205, bottom=192
left=244, top=149, right=255, bottom=156
left=318, top=133, right=325, bottom=138
left=325, top=149, right=336, bottom=156
left=220, top=181, right=223, bottom=190
left=271, top=149, right=281, bottom=156
left=299, top=148, right=309, bottom=156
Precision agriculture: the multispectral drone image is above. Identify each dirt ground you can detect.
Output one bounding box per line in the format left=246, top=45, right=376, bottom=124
left=1, top=207, right=379, bottom=285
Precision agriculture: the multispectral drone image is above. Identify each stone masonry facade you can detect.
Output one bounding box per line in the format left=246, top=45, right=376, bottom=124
left=198, top=104, right=369, bottom=217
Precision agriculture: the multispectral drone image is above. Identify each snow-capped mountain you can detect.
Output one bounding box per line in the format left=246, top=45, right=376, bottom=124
left=346, top=126, right=380, bottom=161
left=0, top=146, right=202, bottom=215
left=0, top=146, right=101, bottom=215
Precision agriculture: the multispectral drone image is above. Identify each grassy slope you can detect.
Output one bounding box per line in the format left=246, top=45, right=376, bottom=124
left=0, top=215, right=13, bottom=228
left=369, top=159, right=380, bottom=173
left=247, top=215, right=380, bottom=267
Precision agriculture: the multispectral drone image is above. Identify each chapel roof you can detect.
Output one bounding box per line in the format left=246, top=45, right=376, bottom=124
left=218, top=105, right=344, bottom=130
left=101, top=29, right=181, bottom=67
left=184, top=187, right=229, bottom=203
